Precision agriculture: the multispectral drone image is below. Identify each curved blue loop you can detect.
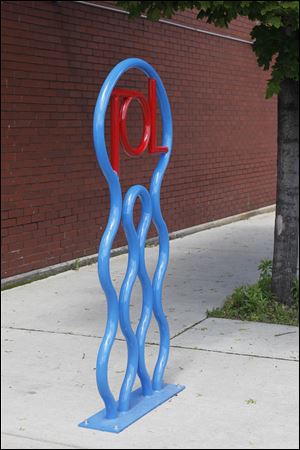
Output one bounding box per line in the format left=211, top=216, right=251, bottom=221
left=150, top=213, right=170, bottom=391
left=149, top=68, right=172, bottom=392
left=136, top=193, right=154, bottom=398
left=118, top=185, right=153, bottom=412
left=93, top=58, right=172, bottom=418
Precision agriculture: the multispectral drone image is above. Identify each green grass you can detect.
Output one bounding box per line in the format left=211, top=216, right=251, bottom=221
left=208, top=260, right=299, bottom=326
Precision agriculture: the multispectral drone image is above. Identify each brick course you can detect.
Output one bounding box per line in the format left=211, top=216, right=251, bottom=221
left=1, top=1, right=277, bottom=278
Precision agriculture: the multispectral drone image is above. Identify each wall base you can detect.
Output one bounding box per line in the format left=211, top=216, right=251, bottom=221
left=1, top=204, right=275, bottom=290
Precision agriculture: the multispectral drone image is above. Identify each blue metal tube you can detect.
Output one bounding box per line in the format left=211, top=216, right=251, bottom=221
left=149, top=69, right=173, bottom=392
left=136, top=188, right=153, bottom=395
left=118, top=187, right=140, bottom=412
left=93, top=58, right=172, bottom=418
left=136, top=189, right=153, bottom=397
left=93, top=82, right=122, bottom=421
left=118, top=185, right=153, bottom=411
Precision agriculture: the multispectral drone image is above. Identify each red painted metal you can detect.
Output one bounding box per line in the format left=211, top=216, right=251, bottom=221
left=148, top=79, right=168, bottom=154
left=110, top=94, right=121, bottom=174
left=110, top=80, right=167, bottom=174
left=120, top=95, right=151, bottom=157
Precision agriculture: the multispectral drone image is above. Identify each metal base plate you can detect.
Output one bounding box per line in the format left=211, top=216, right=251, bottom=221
left=79, top=384, right=185, bottom=433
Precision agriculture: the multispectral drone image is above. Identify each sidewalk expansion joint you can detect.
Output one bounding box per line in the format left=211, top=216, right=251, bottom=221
left=1, top=432, right=83, bottom=449
left=169, top=344, right=299, bottom=363
left=3, top=325, right=299, bottom=363
left=170, top=317, right=208, bottom=340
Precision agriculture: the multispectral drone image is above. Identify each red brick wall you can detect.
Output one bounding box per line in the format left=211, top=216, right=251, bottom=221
left=1, top=1, right=277, bottom=279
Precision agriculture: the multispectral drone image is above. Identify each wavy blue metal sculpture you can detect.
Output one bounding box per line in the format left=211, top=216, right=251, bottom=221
left=79, top=58, right=185, bottom=433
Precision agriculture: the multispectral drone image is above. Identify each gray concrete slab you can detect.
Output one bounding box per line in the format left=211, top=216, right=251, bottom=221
left=1, top=434, right=77, bottom=449
left=1, top=213, right=275, bottom=343
left=172, top=317, right=299, bottom=360
left=2, top=211, right=298, bottom=449
left=1, top=327, right=299, bottom=449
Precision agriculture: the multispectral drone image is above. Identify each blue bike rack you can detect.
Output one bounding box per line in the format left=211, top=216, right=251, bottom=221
left=79, top=58, right=185, bottom=433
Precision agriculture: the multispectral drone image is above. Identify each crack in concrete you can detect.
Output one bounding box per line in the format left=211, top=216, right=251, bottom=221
left=3, top=319, right=207, bottom=342
left=2, top=325, right=109, bottom=340
left=168, top=344, right=299, bottom=362
left=274, top=331, right=297, bottom=337
left=2, top=325, right=299, bottom=363
left=170, top=317, right=208, bottom=339
left=1, top=432, right=83, bottom=449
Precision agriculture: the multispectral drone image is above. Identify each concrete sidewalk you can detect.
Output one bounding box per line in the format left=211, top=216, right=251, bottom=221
left=1, top=212, right=299, bottom=449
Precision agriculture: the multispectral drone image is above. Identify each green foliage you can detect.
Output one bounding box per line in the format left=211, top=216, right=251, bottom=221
left=118, top=1, right=299, bottom=97
left=292, top=277, right=299, bottom=307
left=257, top=259, right=272, bottom=291
left=207, top=260, right=299, bottom=325
left=72, top=259, right=81, bottom=270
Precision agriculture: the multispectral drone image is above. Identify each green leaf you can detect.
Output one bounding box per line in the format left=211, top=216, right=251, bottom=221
left=266, top=16, right=282, bottom=28
left=118, top=1, right=299, bottom=98
left=266, top=79, right=280, bottom=98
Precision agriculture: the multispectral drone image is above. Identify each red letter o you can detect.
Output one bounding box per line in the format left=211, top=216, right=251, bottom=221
left=120, top=96, right=151, bottom=157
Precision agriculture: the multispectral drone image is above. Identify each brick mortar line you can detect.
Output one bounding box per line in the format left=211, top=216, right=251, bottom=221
left=74, top=1, right=253, bottom=45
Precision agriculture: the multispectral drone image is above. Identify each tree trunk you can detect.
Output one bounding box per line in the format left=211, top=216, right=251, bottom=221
left=272, top=79, right=299, bottom=305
